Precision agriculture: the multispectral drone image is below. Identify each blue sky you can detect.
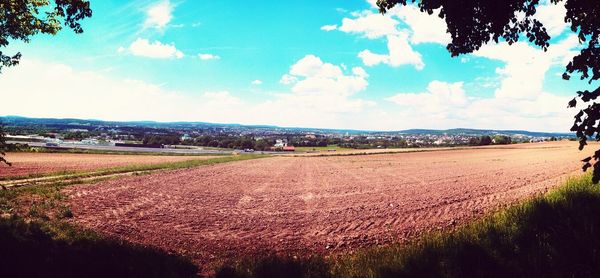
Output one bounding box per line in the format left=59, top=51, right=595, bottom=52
left=0, top=0, right=590, bottom=131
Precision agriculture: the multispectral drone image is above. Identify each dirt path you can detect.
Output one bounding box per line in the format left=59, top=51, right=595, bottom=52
left=65, top=141, right=591, bottom=271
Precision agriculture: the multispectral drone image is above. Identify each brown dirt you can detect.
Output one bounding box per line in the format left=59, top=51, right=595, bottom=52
left=0, top=152, right=212, bottom=178
left=65, top=141, right=592, bottom=271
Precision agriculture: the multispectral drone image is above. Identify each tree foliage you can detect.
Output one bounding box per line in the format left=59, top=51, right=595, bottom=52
left=376, top=0, right=600, bottom=181
left=0, top=0, right=92, bottom=72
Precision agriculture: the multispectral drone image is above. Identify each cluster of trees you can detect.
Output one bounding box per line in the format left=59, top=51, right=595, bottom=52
left=289, top=137, right=342, bottom=148
left=339, top=137, right=408, bottom=149
left=142, top=135, right=181, bottom=146
left=293, top=140, right=329, bottom=148
left=62, top=131, right=89, bottom=140
left=469, top=135, right=512, bottom=146
left=183, top=136, right=274, bottom=151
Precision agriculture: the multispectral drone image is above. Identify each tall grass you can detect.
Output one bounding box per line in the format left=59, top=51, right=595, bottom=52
left=217, top=173, right=600, bottom=278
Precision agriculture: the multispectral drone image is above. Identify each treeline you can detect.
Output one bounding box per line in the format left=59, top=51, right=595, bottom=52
left=183, top=136, right=273, bottom=151
left=289, top=137, right=340, bottom=147
left=142, top=135, right=181, bottom=146
left=338, top=137, right=408, bottom=149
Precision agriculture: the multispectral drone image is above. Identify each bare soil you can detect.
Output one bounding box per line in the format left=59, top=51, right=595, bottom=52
left=65, top=141, right=591, bottom=271
left=0, top=152, right=211, bottom=178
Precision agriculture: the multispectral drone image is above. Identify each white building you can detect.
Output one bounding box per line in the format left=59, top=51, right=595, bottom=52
left=274, top=139, right=288, bottom=148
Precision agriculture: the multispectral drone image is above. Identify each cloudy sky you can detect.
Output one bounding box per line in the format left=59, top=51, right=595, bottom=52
left=0, top=0, right=590, bottom=131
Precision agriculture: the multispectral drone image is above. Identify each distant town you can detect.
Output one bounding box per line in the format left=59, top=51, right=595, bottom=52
left=1, top=116, right=576, bottom=154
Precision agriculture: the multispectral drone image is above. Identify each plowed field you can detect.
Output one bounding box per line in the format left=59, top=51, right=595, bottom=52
left=0, top=152, right=212, bottom=178
left=65, top=141, right=590, bottom=271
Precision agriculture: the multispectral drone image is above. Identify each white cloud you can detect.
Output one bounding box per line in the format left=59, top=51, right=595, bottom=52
left=198, top=53, right=220, bottom=60
left=335, top=2, right=447, bottom=70
left=259, top=54, right=376, bottom=122
left=117, top=46, right=126, bottom=53
left=144, top=1, right=173, bottom=29
left=279, top=74, right=297, bottom=85
left=251, top=80, right=263, bottom=85
left=201, top=91, right=243, bottom=107
left=473, top=35, right=578, bottom=100
left=289, top=54, right=344, bottom=78
left=385, top=81, right=573, bottom=132
left=0, top=57, right=377, bottom=130
left=358, top=1, right=449, bottom=44
left=377, top=34, right=580, bottom=132
left=0, top=59, right=242, bottom=123
left=387, top=5, right=450, bottom=44
left=339, top=11, right=399, bottom=39
left=320, top=24, right=338, bottom=31
left=358, top=50, right=388, bottom=66
left=387, top=81, right=468, bottom=110
left=358, top=33, right=424, bottom=70
left=129, top=38, right=184, bottom=59
left=535, top=0, right=568, bottom=37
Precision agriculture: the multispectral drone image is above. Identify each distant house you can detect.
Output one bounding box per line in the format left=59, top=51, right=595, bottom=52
left=181, top=134, right=192, bottom=141
left=270, top=139, right=294, bottom=152
left=274, top=139, right=288, bottom=148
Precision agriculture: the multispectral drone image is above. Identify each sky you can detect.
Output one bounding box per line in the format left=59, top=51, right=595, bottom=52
left=0, top=0, right=592, bottom=132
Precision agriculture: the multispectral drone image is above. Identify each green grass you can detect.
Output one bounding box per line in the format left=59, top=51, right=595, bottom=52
left=1, top=154, right=266, bottom=182
left=216, top=173, right=600, bottom=278
left=294, top=145, right=353, bottom=152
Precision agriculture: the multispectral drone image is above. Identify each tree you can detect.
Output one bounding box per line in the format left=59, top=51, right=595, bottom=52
left=0, top=0, right=92, bottom=73
left=376, top=0, right=600, bottom=181
left=493, top=135, right=512, bottom=145
left=480, top=136, right=493, bottom=146
left=0, top=124, right=10, bottom=166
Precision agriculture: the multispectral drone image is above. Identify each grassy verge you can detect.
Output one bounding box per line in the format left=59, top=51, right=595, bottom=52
left=217, top=173, right=600, bottom=278
left=0, top=154, right=267, bottom=277
left=294, top=145, right=353, bottom=152
left=1, top=154, right=265, bottom=182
